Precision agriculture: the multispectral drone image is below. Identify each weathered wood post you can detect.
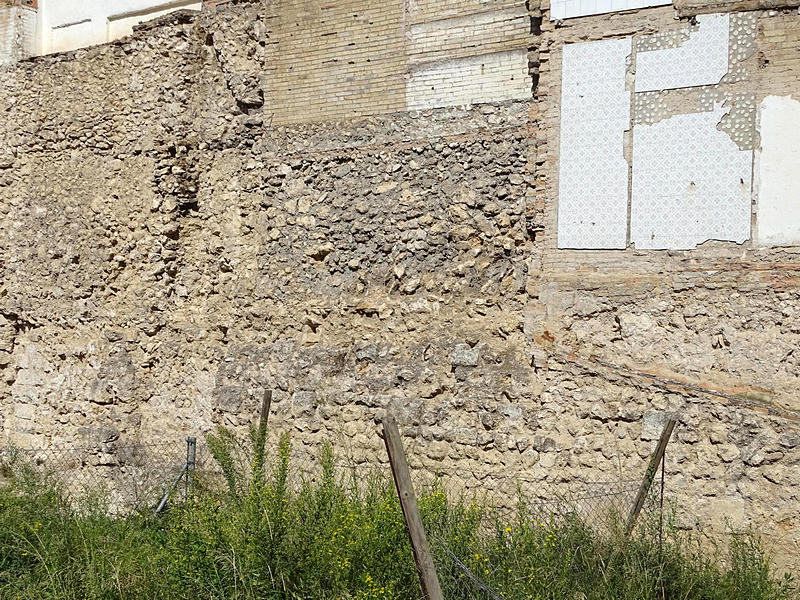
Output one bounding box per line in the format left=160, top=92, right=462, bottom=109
left=381, top=413, right=444, bottom=600
left=251, top=389, right=273, bottom=490
left=625, top=417, right=677, bottom=534
left=258, top=389, right=272, bottom=438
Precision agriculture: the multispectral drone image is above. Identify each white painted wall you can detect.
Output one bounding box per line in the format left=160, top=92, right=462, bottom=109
left=36, top=0, right=201, bottom=55
left=406, top=50, right=530, bottom=111
left=756, top=95, right=800, bottom=247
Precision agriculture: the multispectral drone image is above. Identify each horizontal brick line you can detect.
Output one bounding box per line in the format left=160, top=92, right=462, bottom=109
left=406, top=1, right=528, bottom=26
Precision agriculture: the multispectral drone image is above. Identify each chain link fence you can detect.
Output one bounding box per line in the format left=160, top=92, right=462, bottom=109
left=0, top=442, right=193, bottom=514
left=416, top=469, right=657, bottom=600
left=421, top=475, right=658, bottom=600
left=287, top=457, right=660, bottom=600
left=188, top=434, right=662, bottom=600
left=0, top=429, right=664, bottom=600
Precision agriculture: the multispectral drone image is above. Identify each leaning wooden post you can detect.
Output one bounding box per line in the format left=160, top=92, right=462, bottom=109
left=258, top=389, right=273, bottom=438
left=251, top=389, right=273, bottom=490
left=625, top=417, right=677, bottom=535
left=381, top=413, right=444, bottom=600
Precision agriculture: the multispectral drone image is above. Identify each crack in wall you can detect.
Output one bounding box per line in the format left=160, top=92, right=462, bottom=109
left=200, top=29, right=265, bottom=114
left=0, top=310, right=39, bottom=389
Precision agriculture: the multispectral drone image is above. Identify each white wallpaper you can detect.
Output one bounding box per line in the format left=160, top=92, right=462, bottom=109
left=630, top=106, right=752, bottom=249
left=635, top=14, right=730, bottom=92
left=557, top=38, right=631, bottom=249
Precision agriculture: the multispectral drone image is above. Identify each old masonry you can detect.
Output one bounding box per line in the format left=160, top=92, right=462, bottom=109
left=1, top=0, right=800, bottom=570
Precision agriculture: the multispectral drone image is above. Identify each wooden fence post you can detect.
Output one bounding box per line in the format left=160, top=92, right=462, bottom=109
left=258, top=389, right=272, bottom=437
left=625, top=417, right=677, bottom=534
left=381, top=413, right=444, bottom=600
left=250, top=389, right=273, bottom=489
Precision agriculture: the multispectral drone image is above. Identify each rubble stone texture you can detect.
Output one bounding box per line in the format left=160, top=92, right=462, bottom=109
left=0, top=0, right=799, bottom=570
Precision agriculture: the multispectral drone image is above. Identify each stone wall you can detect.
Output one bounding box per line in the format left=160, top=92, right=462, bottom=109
left=0, top=0, right=799, bottom=570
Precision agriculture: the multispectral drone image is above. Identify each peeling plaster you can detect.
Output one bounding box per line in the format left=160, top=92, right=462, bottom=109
left=634, top=26, right=691, bottom=53
left=634, top=89, right=757, bottom=150
left=725, top=12, right=758, bottom=84
left=755, top=95, right=800, bottom=247
left=716, top=93, right=757, bottom=150
left=635, top=14, right=729, bottom=92
left=632, top=12, right=757, bottom=147
left=557, top=38, right=631, bottom=250
left=631, top=105, right=752, bottom=250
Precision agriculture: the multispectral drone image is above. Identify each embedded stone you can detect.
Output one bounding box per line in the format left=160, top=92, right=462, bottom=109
left=450, top=344, right=479, bottom=367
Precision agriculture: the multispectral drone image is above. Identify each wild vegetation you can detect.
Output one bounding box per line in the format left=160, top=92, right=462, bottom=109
left=0, top=429, right=796, bottom=600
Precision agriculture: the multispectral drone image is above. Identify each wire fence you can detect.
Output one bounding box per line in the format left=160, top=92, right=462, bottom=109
left=273, top=454, right=659, bottom=600
left=0, top=442, right=193, bottom=514
left=0, top=430, right=664, bottom=600
left=187, top=440, right=655, bottom=532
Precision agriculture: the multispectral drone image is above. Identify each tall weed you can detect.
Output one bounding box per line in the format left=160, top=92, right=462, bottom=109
left=0, top=434, right=795, bottom=600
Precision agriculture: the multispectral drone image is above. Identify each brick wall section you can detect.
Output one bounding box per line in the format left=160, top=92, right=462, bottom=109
left=0, top=5, right=36, bottom=65
left=259, top=0, right=407, bottom=124
left=757, top=11, right=800, bottom=96
left=406, top=0, right=526, bottom=22
left=207, top=0, right=535, bottom=125
left=17, top=5, right=34, bottom=56
left=406, top=2, right=532, bottom=110
left=407, top=50, right=531, bottom=110
left=406, top=5, right=531, bottom=65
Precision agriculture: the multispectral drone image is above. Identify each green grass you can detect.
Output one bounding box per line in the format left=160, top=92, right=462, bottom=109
left=0, top=431, right=796, bottom=600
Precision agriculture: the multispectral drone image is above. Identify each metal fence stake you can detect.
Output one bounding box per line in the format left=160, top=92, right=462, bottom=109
left=381, top=413, right=444, bottom=600
left=155, top=463, right=188, bottom=515
left=625, top=418, right=677, bottom=534
left=185, top=437, right=197, bottom=501
left=156, top=437, right=196, bottom=515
